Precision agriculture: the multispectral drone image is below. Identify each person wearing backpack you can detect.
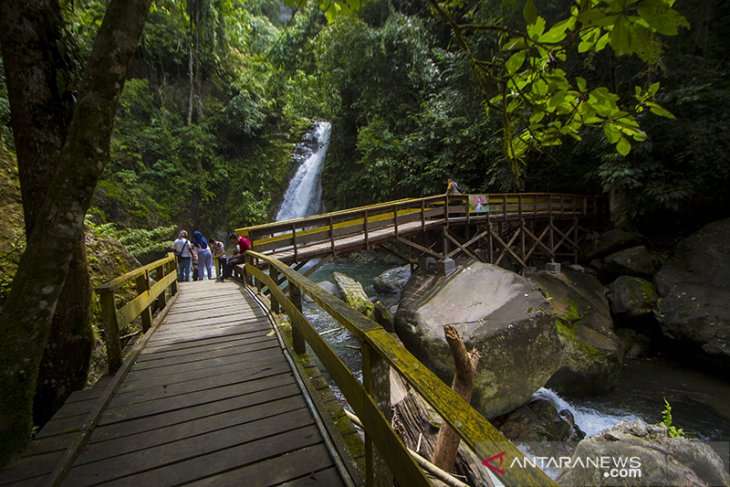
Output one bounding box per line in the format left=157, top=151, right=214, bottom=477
left=192, top=231, right=213, bottom=281
left=174, top=230, right=193, bottom=282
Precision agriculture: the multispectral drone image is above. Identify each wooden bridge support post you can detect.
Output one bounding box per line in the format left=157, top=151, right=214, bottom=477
left=155, top=265, right=167, bottom=310
left=169, top=258, right=178, bottom=295
left=136, top=271, right=153, bottom=332
left=362, top=342, right=393, bottom=487
left=269, top=267, right=280, bottom=314
left=289, top=284, right=306, bottom=354
left=98, top=289, right=122, bottom=372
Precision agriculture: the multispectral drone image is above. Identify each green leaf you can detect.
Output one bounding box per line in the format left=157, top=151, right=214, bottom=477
left=604, top=123, right=621, bottom=144
left=609, top=16, right=632, bottom=56
left=527, top=17, right=546, bottom=40
left=637, top=0, right=689, bottom=36
left=616, top=136, right=631, bottom=156
left=647, top=102, right=676, bottom=119
left=539, top=18, right=573, bottom=43
left=575, top=77, right=587, bottom=92
left=505, top=50, right=527, bottom=74
left=523, top=0, right=538, bottom=25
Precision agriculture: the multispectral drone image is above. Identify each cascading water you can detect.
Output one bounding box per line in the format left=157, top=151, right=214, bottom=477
left=275, top=121, right=331, bottom=221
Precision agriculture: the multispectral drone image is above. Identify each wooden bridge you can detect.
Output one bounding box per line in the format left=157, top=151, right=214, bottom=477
left=236, top=193, right=599, bottom=277
left=0, top=193, right=599, bottom=486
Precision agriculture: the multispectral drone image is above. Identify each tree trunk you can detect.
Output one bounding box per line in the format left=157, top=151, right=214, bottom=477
left=33, top=234, right=92, bottom=426
left=432, top=325, right=480, bottom=472
left=187, top=19, right=194, bottom=125
left=0, top=0, right=152, bottom=465
left=0, top=0, right=95, bottom=428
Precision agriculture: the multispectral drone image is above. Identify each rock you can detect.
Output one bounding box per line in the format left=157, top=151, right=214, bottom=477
left=607, top=276, right=658, bottom=319
left=615, top=328, right=652, bottom=359
left=395, top=260, right=562, bottom=418
left=373, top=265, right=411, bottom=295
left=557, top=419, right=730, bottom=487
left=530, top=269, right=623, bottom=395
left=583, top=229, right=639, bottom=261
left=603, top=245, right=656, bottom=279
left=304, top=280, right=341, bottom=303
left=654, top=219, right=730, bottom=369
left=497, top=397, right=585, bottom=444
left=333, top=272, right=374, bottom=318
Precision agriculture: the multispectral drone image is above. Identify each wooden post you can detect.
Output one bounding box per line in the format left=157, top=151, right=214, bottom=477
left=269, top=266, right=280, bottom=314
left=362, top=341, right=392, bottom=487
left=98, top=289, right=122, bottom=372
left=155, top=265, right=167, bottom=310
left=289, top=284, right=305, bottom=354
left=136, top=271, right=152, bottom=332
left=169, top=255, right=178, bottom=295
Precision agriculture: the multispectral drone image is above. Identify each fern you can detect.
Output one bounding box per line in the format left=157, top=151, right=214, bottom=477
left=661, top=397, right=685, bottom=438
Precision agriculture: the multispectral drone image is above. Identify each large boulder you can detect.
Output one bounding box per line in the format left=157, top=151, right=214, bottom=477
left=602, top=245, right=656, bottom=279
left=607, top=276, right=658, bottom=320
left=655, top=219, right=730, bottom=369
left=373, top=265, right=411, bottom=295
left=582, top=229, right=639, bottom=261
left=530, top=269, right=623, bottom=395
left=395, top=260, right=562, bottom=419
left=496, top=396, right=585, bottom=444
left=557, top=419, right=730, bottom=486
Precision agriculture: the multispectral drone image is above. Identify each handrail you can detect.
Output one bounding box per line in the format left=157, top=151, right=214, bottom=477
left=245, top=250, right=556, bottom=487
left=94, top=252, right=178, bottom=371
left=236, top=193, right=597, bottom=260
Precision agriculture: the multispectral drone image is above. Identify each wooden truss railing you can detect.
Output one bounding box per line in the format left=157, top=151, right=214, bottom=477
left=244, top=250, right=557, bottom=487
left=95, top=253, right=179, bottom=371
left=235, top=193, right=599, bottom=268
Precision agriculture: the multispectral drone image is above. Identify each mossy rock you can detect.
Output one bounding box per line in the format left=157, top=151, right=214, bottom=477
left=530, top=269, right=623, bottom=395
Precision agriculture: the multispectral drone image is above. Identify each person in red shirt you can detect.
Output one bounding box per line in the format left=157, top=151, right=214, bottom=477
left=219, top=232, right=251, bottom=281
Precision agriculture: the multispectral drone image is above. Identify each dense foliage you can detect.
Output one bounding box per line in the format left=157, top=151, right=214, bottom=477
left=0, top=0, right=727, bottom=237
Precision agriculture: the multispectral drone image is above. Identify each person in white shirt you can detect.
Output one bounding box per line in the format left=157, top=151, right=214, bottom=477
left=173, top=230, right=193, bottom=282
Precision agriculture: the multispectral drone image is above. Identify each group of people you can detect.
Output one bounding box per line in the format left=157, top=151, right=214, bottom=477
left=173, top=230, right=251, bottom=283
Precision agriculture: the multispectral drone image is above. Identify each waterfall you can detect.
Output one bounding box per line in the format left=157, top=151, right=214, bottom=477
left=275, top=121, right=331, bottom=221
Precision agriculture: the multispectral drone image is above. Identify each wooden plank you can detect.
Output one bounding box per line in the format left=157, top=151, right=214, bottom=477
left=92, top=382, right=301, bottom=442
left=64, top=410, right=317, bottom=486
left=75, top=396, right=308, bottom=466
left=161, top=307, right=265, bottom=324
left=109, top=361, right=292, bottom=409
left=119, top=353, right=285, bottom=394
left=146, top=320, right=270, bottom=344
left=141, top=330, right=272, bottom=356
left=130, top=336, right=279, bottom=371
left=278, top=467, right=345, bottom=486
left=0, top=450, right=63, bottom=485
left=184, top=443, right=337, bottom=487
left=136, top=333, right=275, bottom=362
left=99, top=373, right=295, bottom=425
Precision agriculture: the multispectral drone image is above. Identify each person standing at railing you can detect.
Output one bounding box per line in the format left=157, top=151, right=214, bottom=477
left=446, top=178, right=461, bottom=195
left=210, top=239, right=226, bottom=279
left=173, top=230, right=193, bottom=282
left=192, top=231, right=214, bottom=281
left=219, top=232, right=251, bottom=281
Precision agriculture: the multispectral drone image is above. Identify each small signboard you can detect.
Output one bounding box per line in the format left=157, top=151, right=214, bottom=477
left=469, top=194, right=489, bottom=214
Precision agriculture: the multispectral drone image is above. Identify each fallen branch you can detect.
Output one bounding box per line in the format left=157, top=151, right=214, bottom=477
left=343, top=409, right=471, bottom=487
left=432, top=325, right=481, bottom=472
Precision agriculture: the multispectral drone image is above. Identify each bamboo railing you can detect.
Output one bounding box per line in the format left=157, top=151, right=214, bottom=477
left=95, top=253, right=178, bottom=371
left=244, top=250, right=557, bottom=487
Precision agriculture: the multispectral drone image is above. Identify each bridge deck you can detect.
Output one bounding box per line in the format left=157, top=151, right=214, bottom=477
left=0, top=281, right=349, bottom=487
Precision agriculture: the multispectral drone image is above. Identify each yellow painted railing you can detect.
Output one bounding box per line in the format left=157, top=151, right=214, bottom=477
left=95, top=253, right=178, bottom=371
left=236, top=193, right=598, bottom=259
left=244, top=250, right=557, bottom=487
